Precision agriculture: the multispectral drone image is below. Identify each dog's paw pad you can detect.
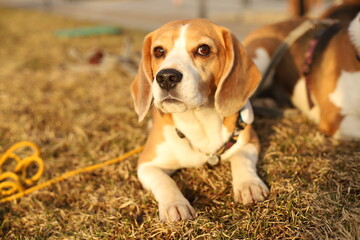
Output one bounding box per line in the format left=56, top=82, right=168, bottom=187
left=233, top=178, right=269, bottom=205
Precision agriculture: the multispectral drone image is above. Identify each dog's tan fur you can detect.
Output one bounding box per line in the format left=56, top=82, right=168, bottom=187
left=131, top=19, right=269, bottom=222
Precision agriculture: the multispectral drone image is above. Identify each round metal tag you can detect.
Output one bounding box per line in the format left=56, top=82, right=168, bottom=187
left=207, top=154, right=220, bottom=166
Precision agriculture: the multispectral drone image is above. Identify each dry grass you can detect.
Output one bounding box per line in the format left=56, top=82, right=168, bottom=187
left=0, top=7, right=359, bottom=239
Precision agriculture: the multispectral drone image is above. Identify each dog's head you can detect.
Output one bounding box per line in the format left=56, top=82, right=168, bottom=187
left=131, top=19, right=261, bottom=121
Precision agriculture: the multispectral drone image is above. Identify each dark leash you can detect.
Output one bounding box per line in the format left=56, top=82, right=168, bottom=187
left=301, top=20, right=341, bottom=109
left=251, top=20, right=317, bottom=100
left=251, top=19, right=340, bottom=112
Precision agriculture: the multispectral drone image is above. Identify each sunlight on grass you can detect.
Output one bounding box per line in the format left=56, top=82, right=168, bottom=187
left=0, top=6, right=359, bottom=239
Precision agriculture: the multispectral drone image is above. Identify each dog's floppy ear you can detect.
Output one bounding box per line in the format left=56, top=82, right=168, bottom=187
left=131, top=33, right=154, bottom=122
left=215, top=29, right=261, bottom=117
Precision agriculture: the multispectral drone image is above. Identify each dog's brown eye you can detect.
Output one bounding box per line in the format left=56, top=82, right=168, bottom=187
left=197, top=44, right=210, bottom=56
left=154, top=47, right=165, bottom=58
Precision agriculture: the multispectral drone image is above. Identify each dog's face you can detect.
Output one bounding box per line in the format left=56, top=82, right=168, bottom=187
left=131, top=19, right=261, bottom=121
left=151, top=22, right=224, bottom=114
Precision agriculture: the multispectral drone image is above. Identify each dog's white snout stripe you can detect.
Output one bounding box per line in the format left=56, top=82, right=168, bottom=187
left=152, top=24, right=205, bottom=113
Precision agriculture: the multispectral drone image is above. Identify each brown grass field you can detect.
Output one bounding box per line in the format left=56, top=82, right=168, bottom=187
left=0, top=6, right=359, bottom=239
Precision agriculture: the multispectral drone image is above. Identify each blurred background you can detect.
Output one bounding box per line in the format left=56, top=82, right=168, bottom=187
left=0, top=0, right=338, bottom=39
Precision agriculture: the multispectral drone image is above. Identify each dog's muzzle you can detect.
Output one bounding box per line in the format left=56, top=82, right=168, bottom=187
left=156, top=68, right=183, bottom=91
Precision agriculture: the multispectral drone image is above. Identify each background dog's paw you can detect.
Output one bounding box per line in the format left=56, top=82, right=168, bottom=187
left=252, top=98, right=278, bottom=109
left=233, top=178, right=269, bottom=205
left=159, top=200, right=196, bottom=222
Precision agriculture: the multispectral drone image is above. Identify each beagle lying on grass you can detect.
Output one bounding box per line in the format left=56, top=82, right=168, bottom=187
left=131, top=19, right=269, bottom=222
left=244, top=12, right=360, bottom=140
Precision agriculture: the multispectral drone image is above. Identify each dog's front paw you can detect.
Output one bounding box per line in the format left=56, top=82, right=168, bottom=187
left=159, top=199, right=196, bottom=222
left=233, top=177, right=269, bottom=205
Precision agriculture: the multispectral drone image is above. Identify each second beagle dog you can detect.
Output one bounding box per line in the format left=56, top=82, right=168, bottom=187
left=244, top=13, right=360, bottom=140
left=131, top=19, right=269, bottom=222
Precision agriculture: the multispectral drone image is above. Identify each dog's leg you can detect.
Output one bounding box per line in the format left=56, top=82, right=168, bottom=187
left=230, top=143, right=269, bottom=205
left=138, top=164, right=196, bottom=222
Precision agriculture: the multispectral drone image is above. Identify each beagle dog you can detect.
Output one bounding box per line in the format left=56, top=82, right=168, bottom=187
left=131, top=19, right=269, bottom=222
left=244, top=13, right=360, bottom=140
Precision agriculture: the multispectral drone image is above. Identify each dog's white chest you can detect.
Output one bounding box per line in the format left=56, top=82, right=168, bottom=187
left=330, top=70, right=360, bottom=139
left=150, top=108, right=233, bottom=169
left=329, top=70, right=360, bottom=115
left=172, top=108, right=231, bottom=154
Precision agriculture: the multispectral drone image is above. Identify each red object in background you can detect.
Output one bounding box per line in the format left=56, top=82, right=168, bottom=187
left=88, top=50, right=104, bottom=65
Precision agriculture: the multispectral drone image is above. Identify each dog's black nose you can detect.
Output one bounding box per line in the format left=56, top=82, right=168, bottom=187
left=156, top=69, right=183, bottom=91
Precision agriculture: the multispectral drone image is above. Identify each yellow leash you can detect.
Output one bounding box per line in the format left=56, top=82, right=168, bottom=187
left=0, top=141, right=143, bottom=203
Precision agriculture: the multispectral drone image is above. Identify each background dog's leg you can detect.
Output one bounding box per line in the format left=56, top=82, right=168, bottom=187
left=330, top=115, right=360, bottom=140
left=230, top=143, right=269, bottom=205
left=138, top=164, right=196, bottom=222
